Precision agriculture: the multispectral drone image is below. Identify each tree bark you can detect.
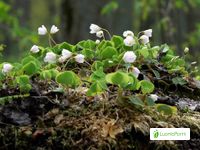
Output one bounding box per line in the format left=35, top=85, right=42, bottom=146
left=61, top=0, right=133, bottom=44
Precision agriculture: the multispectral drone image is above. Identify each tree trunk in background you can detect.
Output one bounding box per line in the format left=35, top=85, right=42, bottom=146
left=12, top=0, right=31, bottom=27
left=61, top=0, right=133, bottom=44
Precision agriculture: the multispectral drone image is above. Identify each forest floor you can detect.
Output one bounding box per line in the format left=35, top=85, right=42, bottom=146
left=0, top=76, right=200, bottom=150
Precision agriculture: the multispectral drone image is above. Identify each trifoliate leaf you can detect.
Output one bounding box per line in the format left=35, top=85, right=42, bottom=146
left=82, top=48, right=95, bottom=59
left=111, top=35, right=123, bottom=48
left=91, top=61, right=104, bottom=71
left=100, top=46, right=118, bottom=59
left=77, top=40, right=96, bottom=49
left=16, top=75, right=32, bottom=93
left=156, top=104, right=177, bottom=115
left=22, top=61, right=39, bottom=75
left=152, top=69, right=160, bottom=78
left=97, top=40, right=113, bottom=52
left=126, top=74, right=140, bottom=91
left=16, top=75, right=30, bottom=85
left=146, top=97, right=155, bottom=106
left=172, top=77, right=187, bottom=85
left=86, top=81, right=107, bottom=96
left=40, top=70, right=52, bottom=80
left=90, top=67, right=106, bottom=81
left=106, top=71, right=132, bottom=88
left=58, top=42, right=75, bottom=52
left=56, top=71, right=80, bottom=88
left=140, top=80, right=154, bottom=94
left=139, top=47, right=149, bottom=58
left=129, top=95, right=145, bottom=107
left=22, top=55, right=41, bottom=66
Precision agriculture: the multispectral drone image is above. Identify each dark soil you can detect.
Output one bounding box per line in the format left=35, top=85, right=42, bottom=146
left=0, top=85, right=200, bottom=150
left=1, top=65, right=200, bottom=150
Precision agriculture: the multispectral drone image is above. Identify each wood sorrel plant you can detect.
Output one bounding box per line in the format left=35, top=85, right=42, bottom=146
left=0, top=24, right=194, bottom=115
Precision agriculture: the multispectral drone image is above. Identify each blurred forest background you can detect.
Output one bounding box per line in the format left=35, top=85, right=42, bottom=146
left=1, top=0, right=200, bottom=63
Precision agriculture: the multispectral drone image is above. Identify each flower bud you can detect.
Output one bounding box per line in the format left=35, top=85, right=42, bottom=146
left=143, top=29, right=152, bottom=37
left=30, top=45, right=40, bottom=53
left=38, top=25, right=47, bottom=35
left=89, top=24, right=101, bottom=34
left=95, top=39, right=100, bottom=44
left=50, top=25, right=59, bottom=34
left=2, top=63, right=13, bottom=74
left=132, top=67, right=140, bottom=78
left=75, top=54, right=85, bottom=63
left=61, top=49, right=72, bottom=59
left=149, top=94, right=158, bottom=102
left=184, top=47, right=189, bottom=54
left=191, top=61, right=197, bottom=65
left=108, top=60, right=113, bottom=63
left=96, top=31, right=104, bottom=38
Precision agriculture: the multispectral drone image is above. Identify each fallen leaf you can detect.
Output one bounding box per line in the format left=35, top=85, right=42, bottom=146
left=109, top=125, right=123, bottom=139
left=54, top=114, right=64, bottom=125
left=32, top=129, right=45, bottom=140
left=45, top=108, right=59, bottom=119
left=102, top=119, right=123, bottom=139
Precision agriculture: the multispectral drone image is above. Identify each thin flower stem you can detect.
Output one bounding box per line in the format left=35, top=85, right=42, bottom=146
left=126, top=66, right=129, bottom=73
left=117, top=87, right=123, bottom=98
left=81, top=79, right=91, bottom=84
left=101, top=28, right=112, bottom=39
left=49, top=34, right=57, bottom=45
left=116, top=59, right=123, bottom=71
left=63, top=57, right=73, bottom=71
left=102, top=33, right=105, bottom=40
left=85, top=60, right=91, bottom=66
left=48, top=34, right=52, bottom=47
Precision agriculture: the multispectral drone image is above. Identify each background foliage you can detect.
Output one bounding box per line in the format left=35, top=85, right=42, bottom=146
left=1, top=0, right=200, bottom=63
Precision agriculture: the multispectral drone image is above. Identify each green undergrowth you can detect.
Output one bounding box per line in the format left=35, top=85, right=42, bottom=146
left=0, top=24, right=200, bottom=149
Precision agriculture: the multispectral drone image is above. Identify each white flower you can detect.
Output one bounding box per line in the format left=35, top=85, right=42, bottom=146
left=44, top=52, right=57, bottom=64
left=90, top=24, right=101, bottom=34
left=50, top=25, right=59, bottom=34
left=123, top=30, right=134, bottom=37
left=96, top=31, right=104, bottom=38
left=184, top=47, right=189, bottom=54
left=75, top=54, right=85, bottom=63
left=191, top=61, right=197, bottom=65
left=124, top=36, right=135, bottom=47
left=58, top=56, right=67, bottom=63
left=132, top=67, right=140, bottom=78
left=149, top=94, right=158, bottom=102
left=143, top=29, right=152, bottom=37
left=58, top=49, right=72, bottom=63
left=95, top=39, right=100, bottom=44
left=123, top=51, right=137, bottom=63
left=61, top=49, right=72, bottom=59
left=108, top=60, right=113, bottom=63
left=2, top=63, right=13, bottom=74
left=30, top=45, right=40, bottom=53
left=139, top=35, right=149, bottom=44
left=38, top=25, right=47, bottom=35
